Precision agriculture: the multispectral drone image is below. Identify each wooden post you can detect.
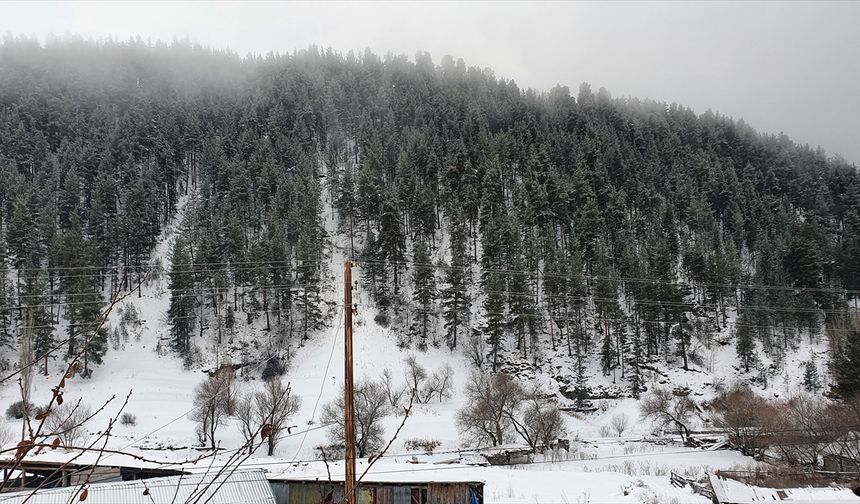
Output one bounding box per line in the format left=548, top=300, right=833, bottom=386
left=344, top=262, right=356, bottom=504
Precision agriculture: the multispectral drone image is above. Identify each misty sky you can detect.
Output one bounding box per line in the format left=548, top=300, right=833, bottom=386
left=3, top=1, right=859, bottom=164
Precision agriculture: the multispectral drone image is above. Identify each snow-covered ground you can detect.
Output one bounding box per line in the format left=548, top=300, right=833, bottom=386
left=0, top=190, right=801, bottom=503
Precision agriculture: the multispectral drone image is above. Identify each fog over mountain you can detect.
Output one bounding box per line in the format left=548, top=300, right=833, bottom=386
left=3, top=1, right=859, bottom=164
left=2, top=3, right=860, bottom=501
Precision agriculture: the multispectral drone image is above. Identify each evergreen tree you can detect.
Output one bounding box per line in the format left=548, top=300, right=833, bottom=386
left=58, top=213, right=107, bottom=377
left=377, top=189, right=406, bottom=298
left=6, top=193, right=33, bottom=270
left=0, top=236, right=13, bottom=350
left=2, top=38, right=860, bottom=399
left=838, top=210, right=860, bottom=291
left=735, top=304, right=757, bottom=373
left=593, top=253, right=620, bottom=378
left=335, top=162, right=358, bottom=257
left=21, top=270, right=54, bottom=376
left=88, top=170, right=119, bottom=288
left=294, top=250, right=326, bottom=343
left=802, top=353, right=821, bottom=393
left=628, top=312, right=644, bottom=398
left=573, top=338, right=590, bottom=410
left=410, top=238, right=436, bottom=348
left=483, top=270, right=507, bottom=372
left=834, top=326, right=860, bottom=398
left=441, top=210, right=470, bottom=349
left=360, top=230, right=386, bottom=308
left=167, top=233, right=196, bottom=364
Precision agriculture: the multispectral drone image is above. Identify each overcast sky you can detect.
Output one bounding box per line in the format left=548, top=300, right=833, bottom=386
left=3, top=1, right=859, bottom=164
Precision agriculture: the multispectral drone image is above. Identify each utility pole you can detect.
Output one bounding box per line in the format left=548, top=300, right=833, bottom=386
left=343, top=261, right=356, bottom=504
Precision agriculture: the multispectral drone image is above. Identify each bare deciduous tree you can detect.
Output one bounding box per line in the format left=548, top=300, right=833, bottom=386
left=509, top=388, right=567, bottom=451
left=190, top=374, right=232, bottom=449
left=404, top=355, right=427, bottom=401
left=640, top=387, right=697, bottom=445
left=422, top=363, right=455, bottom=403
left=711, top=386, right=778, bottom=459
left=402, top=356, right=455, bottom=404
left=825, top=395, right=860, bottom=469
left=380, top=368, right=405, bottom=409
left=45, top=401, right=93, bottom=447
left=770, top=394, right=833, bottom=468
left=235, top=392, right=256, bottom=453
left=464, top=332, right=486, bottom=369
left=255, top=379, right=301, bottom=456
left=456, top=372, right=524, bottom=447
left=219, top=367, right=238, bottom=416
left=0, top=416, right=14, bottom=448
left=321, top=380, right=388, bottom=457
left=610, top=413, right=629, bottom=437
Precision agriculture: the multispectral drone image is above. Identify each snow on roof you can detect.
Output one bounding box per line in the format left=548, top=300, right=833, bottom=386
left=267, top=461, right=484, bottom=485
left=0, top=450, right=184, bottom=471
left=0, top=469, right=276, bottom=504
left=476, top=444, right=532, bottom=453
left=709, top=474, right=859, bottom=504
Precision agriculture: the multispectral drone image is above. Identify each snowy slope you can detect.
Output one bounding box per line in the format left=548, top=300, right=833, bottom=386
left=0, top=185, right=807, bottom=503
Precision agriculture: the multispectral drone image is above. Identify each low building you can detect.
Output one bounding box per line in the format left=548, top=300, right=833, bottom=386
left=823, top=453, right=860, bottom=474
left=0, top=459, right=182, bottom=491
left=478, top=444, right=533, bottom=466
left=821, top=445, right=860, bottom=475
left=708, top=473, right=860, bottom=504
left=0, top=468, right=276, bottom=504
left=268, top=473, right=483, bottom=504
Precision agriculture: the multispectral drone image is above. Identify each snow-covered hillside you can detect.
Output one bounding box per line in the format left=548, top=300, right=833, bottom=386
left=0, top=189, right=787, bottom=504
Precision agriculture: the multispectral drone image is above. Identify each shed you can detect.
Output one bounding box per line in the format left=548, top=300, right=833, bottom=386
left=708, top=473, right=860, bottom=504
left=0, top=458, right=181, bottom=491
left=478, top=444, right=533, bottom=466
left=267, top=472, right=483, bottom=504
left=0, top=468, right=276, bottom=504
left=823, top=453, right=860, bottom=474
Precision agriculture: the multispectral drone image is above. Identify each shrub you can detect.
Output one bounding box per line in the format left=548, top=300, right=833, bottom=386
left=6, top=400, right=33, bottom=420
left=121, top=303, right=140, bottom=325
left=404, top=438, right=441, bottom=454
left=374, top=311, right=390, bottom=328
left=147, top=258, right=163, bottom=284
left=120, top=413, right=137, bottom=426
left=314, top=443, right=345, bottom=461
left=0, top=418, right=12, bottom=448
left=46, top=402, right=93, bottom=447
left=261, top=357, right=286, bottom=380
left=611, top=413, right=630, bottom=437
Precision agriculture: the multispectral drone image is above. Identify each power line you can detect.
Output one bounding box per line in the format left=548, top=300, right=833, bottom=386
left=289, top=304, right=344, bottom=465
left=352, top=258, right=860, bottom=296
left=4, top=277, right=855, bottom=319
left=10, top=256, right=860, bottom=297
left=6, top=258, right=331, bottom=274
left=9, top=280, right=327, bottom=302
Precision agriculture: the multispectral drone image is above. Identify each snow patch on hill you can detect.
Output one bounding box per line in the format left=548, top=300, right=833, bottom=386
left=0, top=189, right=811, bottom=503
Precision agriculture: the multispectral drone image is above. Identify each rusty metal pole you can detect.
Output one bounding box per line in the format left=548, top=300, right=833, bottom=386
left=343, top=261, right=357, bottom=504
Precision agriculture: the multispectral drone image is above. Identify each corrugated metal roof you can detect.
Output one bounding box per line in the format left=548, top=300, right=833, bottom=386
left=708, top=474, right=860, bottom=504
left=0, top=469, right=276, bottom=504
left=267, top=463, right=485, bottom=485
